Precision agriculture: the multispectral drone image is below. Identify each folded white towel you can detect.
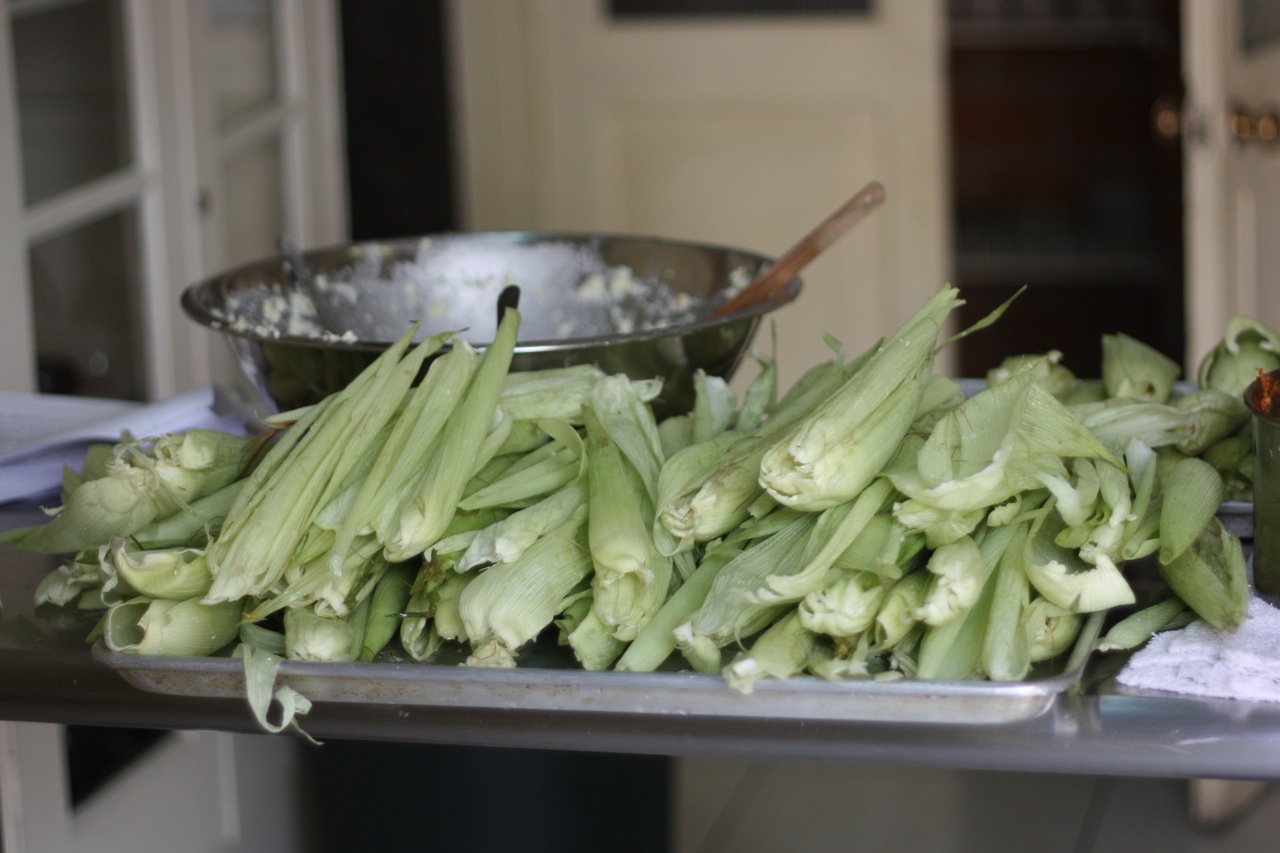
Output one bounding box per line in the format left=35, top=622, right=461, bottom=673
left=1117, top=597, right=1280, bottom=702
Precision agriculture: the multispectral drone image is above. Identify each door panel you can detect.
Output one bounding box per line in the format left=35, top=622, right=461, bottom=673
left=451, top=0, right=952, bottom=389
left=1183, top=0, right=1280, bottom=365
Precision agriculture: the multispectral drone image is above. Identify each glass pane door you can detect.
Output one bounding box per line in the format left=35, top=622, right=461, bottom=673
left=11, top=0, right=148, bottom=399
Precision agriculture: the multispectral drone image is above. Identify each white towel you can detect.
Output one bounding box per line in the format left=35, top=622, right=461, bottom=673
left=1117, top=597, right=1280, bottom=702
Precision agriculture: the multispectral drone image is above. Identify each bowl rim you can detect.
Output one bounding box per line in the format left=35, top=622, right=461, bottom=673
left=179, top=230, right=802, bottom=352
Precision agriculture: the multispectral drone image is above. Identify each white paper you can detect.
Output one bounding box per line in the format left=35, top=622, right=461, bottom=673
left=0, top=387, right=248, bottom=505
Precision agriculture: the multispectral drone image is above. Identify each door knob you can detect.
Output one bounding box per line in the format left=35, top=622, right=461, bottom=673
left=1152, top=94, right=1278, bottom=148
left=1229, top=104, right=1279, bottom=145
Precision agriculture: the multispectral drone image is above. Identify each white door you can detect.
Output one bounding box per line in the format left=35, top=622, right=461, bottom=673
left=1183, top=0, right=1280, bottom=366
left=448, top=0, right=952, bottom=388
left=0, top=0, right=346, bottom=399
left=0, top=1, right=345, bottom=850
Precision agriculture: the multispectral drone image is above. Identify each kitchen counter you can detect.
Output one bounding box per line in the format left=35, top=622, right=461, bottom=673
left=5, top=504, right=1280, bottom=781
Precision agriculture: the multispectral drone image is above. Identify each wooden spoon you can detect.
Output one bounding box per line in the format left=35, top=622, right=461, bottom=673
left=710, top=180, right=886, bottom=318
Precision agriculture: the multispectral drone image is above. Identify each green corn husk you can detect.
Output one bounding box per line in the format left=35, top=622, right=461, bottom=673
left=34, top=553, right=103, bottom=608
left=916, top=535, right=986, bottom=626
left=385, top=308, right=520, bottom=562
left=207, top=326, right=421, bottom=602
left=1024, top=507, right=1135, bottom=614
left=1158, top=517, right=1249, bottom=630
left=457, top=440, right=582, bottom=512
left=871, top=569, right=930, bottom=651
left=127, top=479, right=247, bottom=549
left=892, top=364, right=1119, bottom=547
left=284, top=604, right=359, bottom=662
left=674, top=511, right=819, bottom=666
left=1101, top=332, right=1181, bottom=403
left=1022, top=597, right=1084, bottom=662
left=239, top=621, right=287, bottom=656
left=589, top=374, right=666, bottom=498
left=654, top=430, right=748, bottom=553
left=830, top=512, right=920, bottom=582
left=750, top=477, right=898, bottom=608
left=1173, top=388, right=1249, bottom=455
left=433, top=569, right=473, bottom=642
left=735, top=344, right=779, bottom=433
left=1200, top=424, right=1254, bottom=501
left=359, top=561, right=416, bottom=662
left=724, top=610, right=823, bottom=693
left=459, top=479, right=588, bottom=571
left=1071, top=399, right=1196, bottom=453
left=105, top=538, right=212, bottom=601
left=554, top=590, right=593, bottom=641
left=760, top=287, right=964, bottom=510
left=798, top=570, right=888, bottom=639
left=1197, top=315, right=1280, bottom=397
left=566, top=605, right=629, bottom=671
left=1158, top=457, right=1226, bottom=566
left=981, top=522, right=1032, bottom=681
left=986, top=350, right=1078, bottom=399
left=915, top=520, right=1022, bottom=680
left=103, top=595, right=242, bottom=656
left=237, top=644, right=314, bottom=739
left=584, top=405, right=653, bottom=586
left=364, top=338, right=477, bottom=543
left=615, top=545, right=737, bottom=672
left=690, top=370, right=738, bottom=445
left=498, top=365, right=662, bottom=424
left=17, top=429, right=256, bottom=555
left=657, top=414, right=695, bottom=459
left=458, top=506, right=592, bottom=662
left=1095, top=597, right=1194, bottom=652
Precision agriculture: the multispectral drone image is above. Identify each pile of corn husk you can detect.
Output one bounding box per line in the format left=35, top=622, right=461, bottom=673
left=7, top=288, right=1275, bottom=735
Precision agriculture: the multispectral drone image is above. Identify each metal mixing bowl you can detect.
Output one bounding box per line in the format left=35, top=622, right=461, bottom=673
left=181, top=232, right=801, bottom=416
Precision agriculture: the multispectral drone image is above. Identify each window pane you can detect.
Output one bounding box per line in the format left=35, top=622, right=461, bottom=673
left=30, top=209, right=146, bottom=400
left=12, top=0, right=131, bottom=206
left=222, top=136, right=284, bottom=265
left=211, top=0, right=279, bottom=126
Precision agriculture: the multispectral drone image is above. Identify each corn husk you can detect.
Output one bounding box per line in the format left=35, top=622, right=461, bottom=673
left=1022, top=597, right=1083, bottom=662
left=986, top=350, right=1078, bottom=399
left=103, top=595, right=242, bottom=656
left=1196, top=315, right=1280, bottom=396
left=1101, top=332, right=1181, bottom=402
left=759, top=286, right=962, bottom=510
left=1095, top=597, right=1194, bottom=652
left=458, top=505, right=591, bottom=661
left=386, top=308, right=520, bottom=561
left=798, top=570, right=887, bottom=639
left=724, top=610, right=823, bottom=693
left=17, top=429, right=255, bottom=554
left=105, top=538, right=212, bottom=601
left=871, top=570, right=930, bottom=651
left=615, top=544, right=737, bottom=672
left=1157, top=517, right=1249, bottom=630
left=675, top=510, right=819, bottom=663
left=1158, top=456, right=1226, bottom=565
left=1024, top=508, right=1135, bottom=614
left=359, top=561, right=416, bottom=661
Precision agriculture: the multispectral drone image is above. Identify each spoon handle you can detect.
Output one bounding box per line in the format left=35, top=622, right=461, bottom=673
left=711, top=180, right=886, bottom=318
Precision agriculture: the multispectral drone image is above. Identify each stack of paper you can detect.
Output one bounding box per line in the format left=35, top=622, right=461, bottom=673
left=0, top=387, right=249, bottom=505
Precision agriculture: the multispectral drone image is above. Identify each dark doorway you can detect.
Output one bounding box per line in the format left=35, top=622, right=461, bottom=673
left=948, top=2, right=1185, bottom=379
left=339, top=0, right=457, bottom=238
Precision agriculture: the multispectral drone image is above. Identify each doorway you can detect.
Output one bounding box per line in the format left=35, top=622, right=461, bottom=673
left=948, top=1, right=1185, bottom=379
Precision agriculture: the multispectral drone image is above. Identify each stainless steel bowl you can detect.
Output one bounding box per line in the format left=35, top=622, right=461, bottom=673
left=181, top=232, right=801, bottom=416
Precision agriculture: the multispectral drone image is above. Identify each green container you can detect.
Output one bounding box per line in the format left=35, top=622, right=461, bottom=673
left=1246, top=368, right=1280, bottom=599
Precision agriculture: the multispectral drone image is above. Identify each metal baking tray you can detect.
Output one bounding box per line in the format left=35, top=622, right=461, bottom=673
left=1219, top=500, right=1253, bottom=541
left=93, top=641, right=1087, bottom=726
